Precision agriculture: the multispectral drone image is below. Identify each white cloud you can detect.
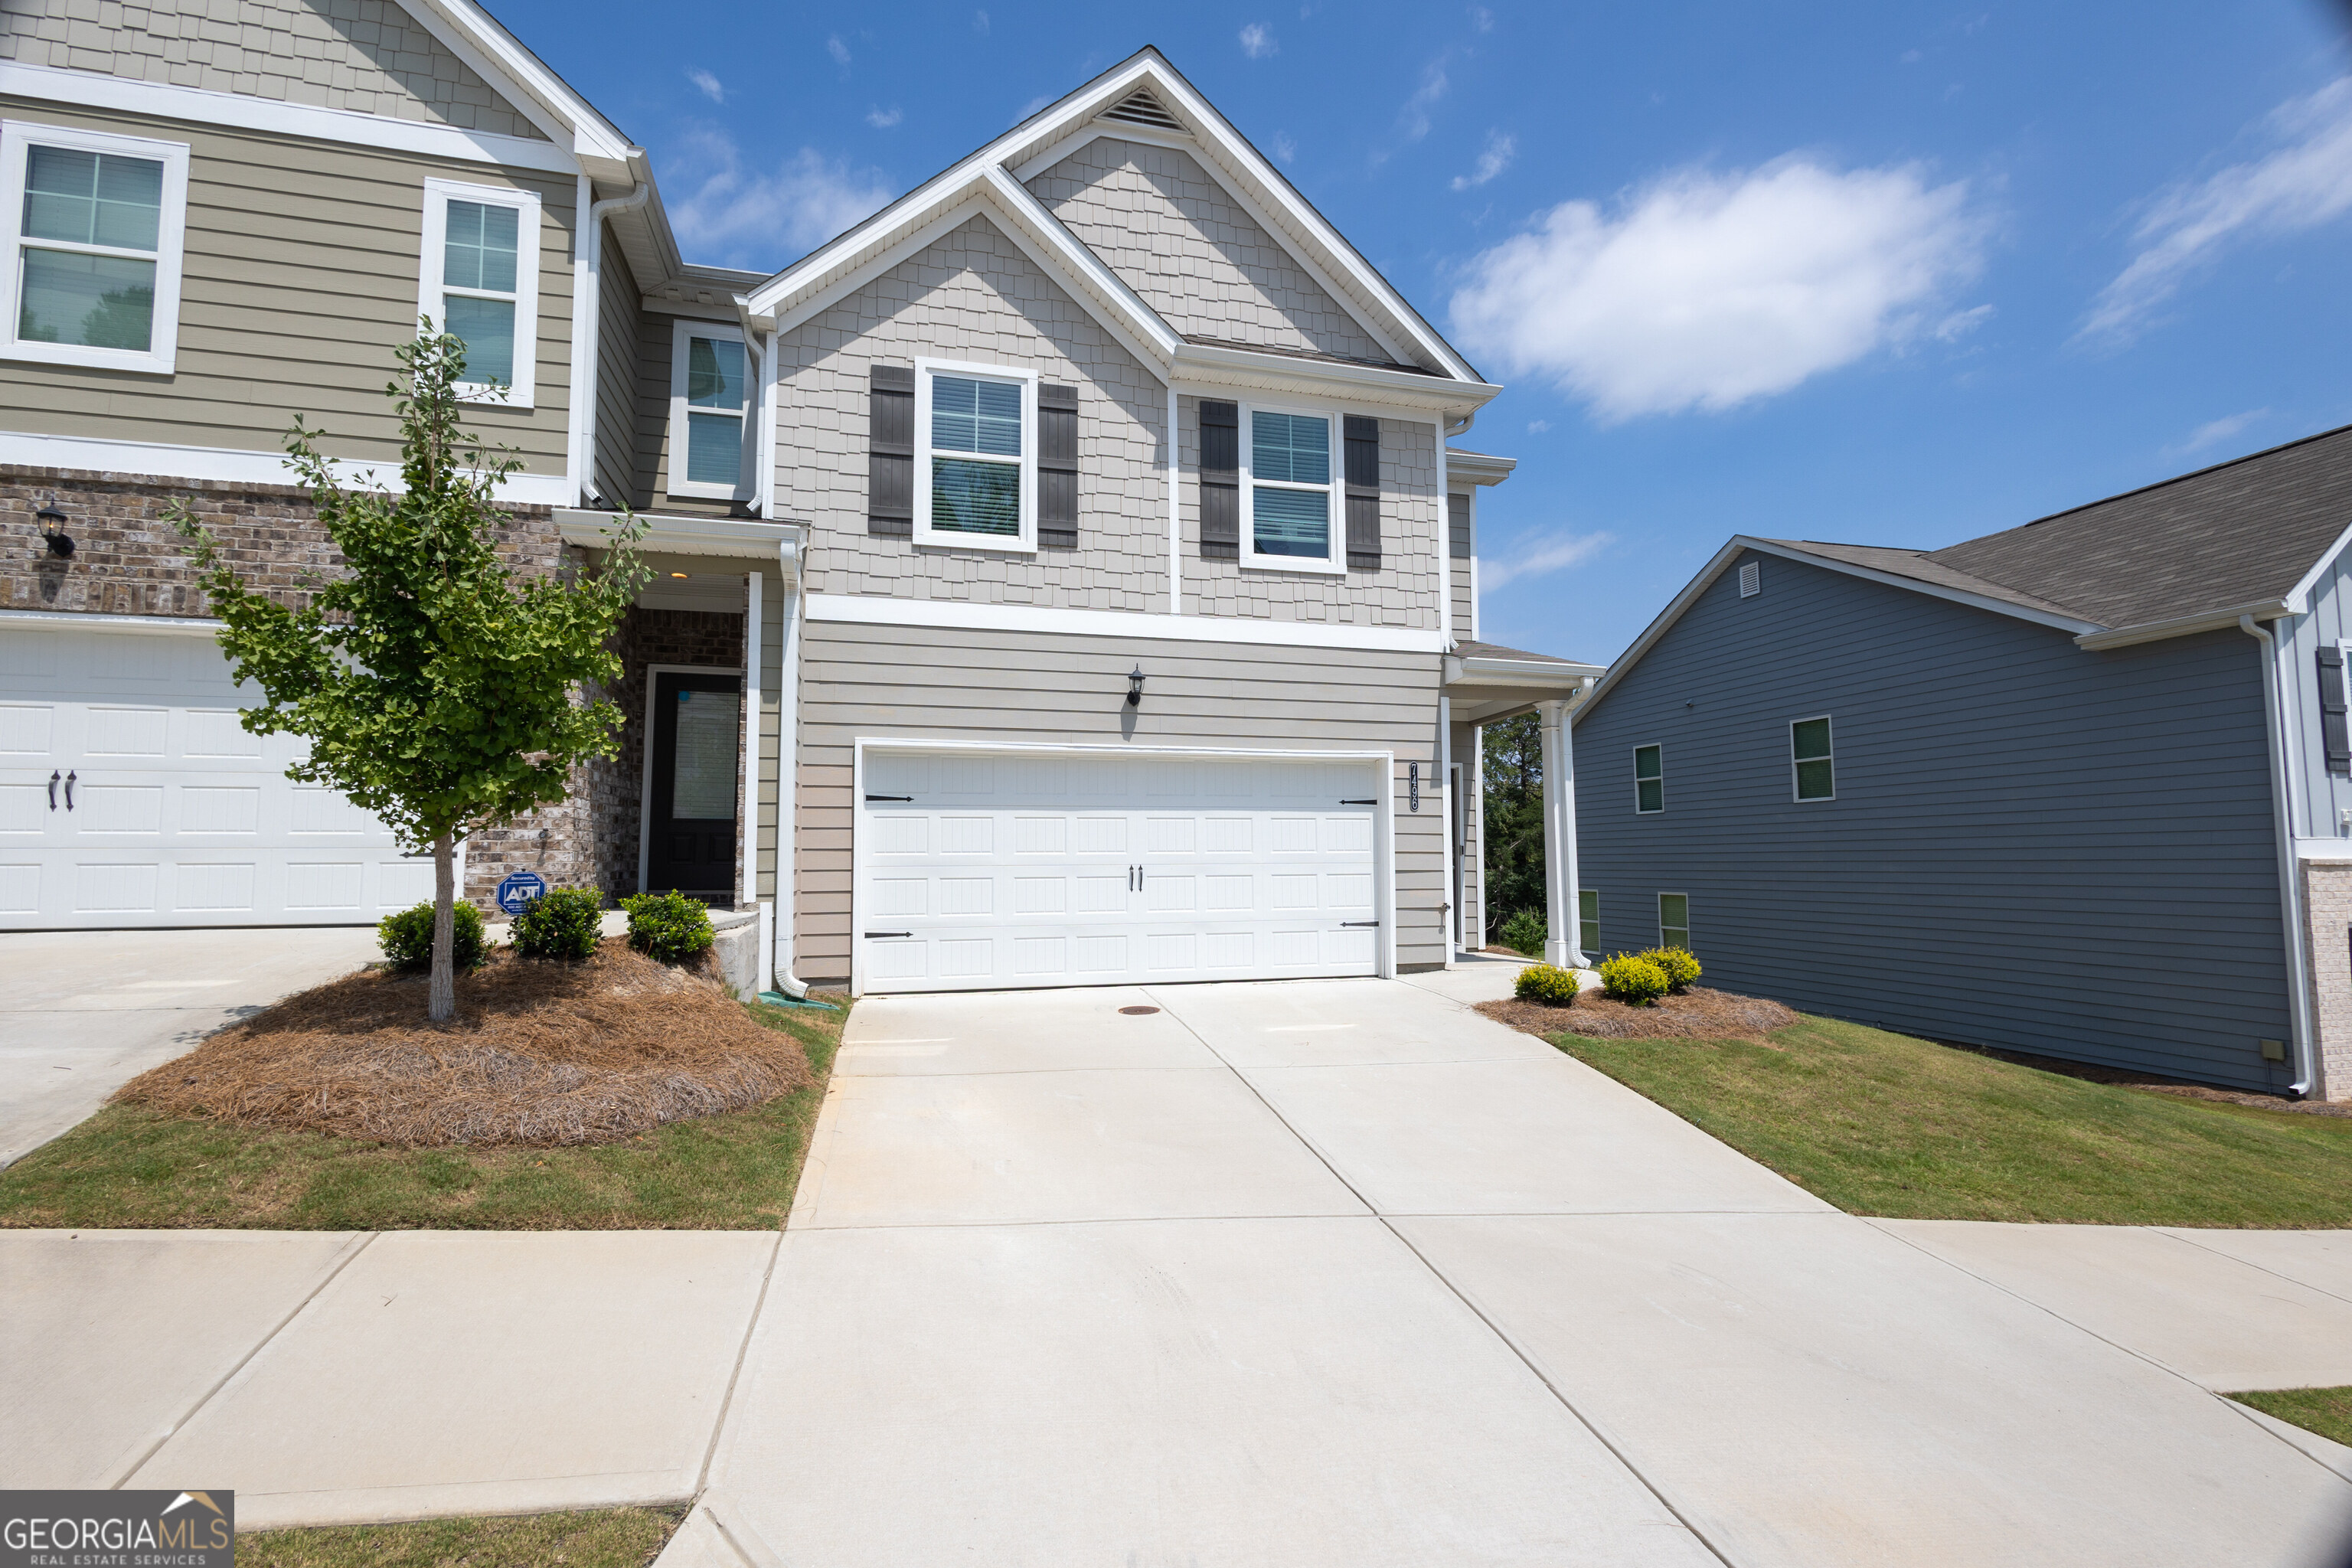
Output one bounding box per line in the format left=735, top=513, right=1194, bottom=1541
left=665, top=130, right=893, bottom=267
left=1526, top=418, right=1550, bottom=433
left=2082, top=78, right=2352, bottom=344
left=1481, top=530, right=1615, bottom=591
left=2180, top=407, right=2269, bottom=453
left=1271, top=131, right=1297, bottom=163
left=866, top=105, right=903, bottom=129
left=1470, top=6, right=1494, bottom=32
left=1934, top=302, right=1994, bottom=341
left=973, top=8, right=988, bottom=31
left=686, top=67, right=724, bottom=105
left=1452, top=130, right=1514, bottom=191
left=1240, top=22, right=1277, bottom=58
left=1448, top=155, right=1988, bottom=420
left=1399, top=59, right=1449, bottom=142
left=827, top=34, right=851, bottom=67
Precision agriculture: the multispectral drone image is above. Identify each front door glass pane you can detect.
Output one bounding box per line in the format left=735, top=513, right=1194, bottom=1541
left=671, top=686, right=740, bottom=820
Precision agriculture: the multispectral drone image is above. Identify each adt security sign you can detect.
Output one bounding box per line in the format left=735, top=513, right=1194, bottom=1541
left=496, top=871, right=547, bottom=915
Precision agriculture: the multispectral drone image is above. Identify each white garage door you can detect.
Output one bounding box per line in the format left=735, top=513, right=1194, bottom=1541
left=854, top=746, right=1383, bottom=994
left=0, top=622, right=428, bottom=928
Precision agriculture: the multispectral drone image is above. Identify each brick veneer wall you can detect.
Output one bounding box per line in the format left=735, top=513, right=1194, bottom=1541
left=2301, top=859, right=2352, bottom=1101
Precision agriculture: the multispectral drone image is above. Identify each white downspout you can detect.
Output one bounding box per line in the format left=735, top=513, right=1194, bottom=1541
left=1538, top=697, right=1583, bottom=969
left=1439, top=693, right=1455, bottom=967
left=773, top=528, right=812, bottom=1000
left=577, top=181, right=650, bottom=505
left=2244, top=613, right=2315, bottom=1099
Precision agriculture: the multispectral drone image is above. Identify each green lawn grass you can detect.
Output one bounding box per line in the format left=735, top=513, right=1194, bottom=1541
left=0, top=999, right=844, bottom=1231
left=2229, top=1387, right=2352, bottom=1448
left=1551, top=1014, right=2352, bottom=1227
left=240, top=1506, right=678, bottom=1567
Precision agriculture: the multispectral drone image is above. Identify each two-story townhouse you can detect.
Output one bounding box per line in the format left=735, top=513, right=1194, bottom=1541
left=2, top=15, right=1599, bottom=995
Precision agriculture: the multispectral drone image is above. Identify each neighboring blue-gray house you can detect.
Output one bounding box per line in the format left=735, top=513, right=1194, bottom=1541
left=1569, top=424, right=2352, bottom=1101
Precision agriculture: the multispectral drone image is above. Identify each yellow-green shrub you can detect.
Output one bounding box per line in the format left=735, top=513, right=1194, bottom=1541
left=1514, top=962, right=1581, bottom=1006
left=1641, top=946, right=1701, bottom=991
left=1599, top=952, right=1670, bottom=1005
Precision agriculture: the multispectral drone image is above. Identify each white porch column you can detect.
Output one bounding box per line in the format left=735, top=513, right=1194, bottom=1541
left=1537, top=698, right=1583, bottom=969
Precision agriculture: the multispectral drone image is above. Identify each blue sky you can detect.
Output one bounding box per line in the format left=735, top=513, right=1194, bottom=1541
left=497, top=1, right=2352, bottom=662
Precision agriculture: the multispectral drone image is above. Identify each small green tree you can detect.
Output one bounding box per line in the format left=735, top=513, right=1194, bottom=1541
left=174, top=328, right=648, bottom=1021
left=1482, top=712, right=1546, bottom=936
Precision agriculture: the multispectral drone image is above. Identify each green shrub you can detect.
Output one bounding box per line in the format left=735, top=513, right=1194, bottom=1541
left=1598, top=952, right=1670, bottom=1005
left=378, top=899, right=485, bottom=974
left=1514, top=962, right=1581, bottom=1006
left=511, top=887, right=604, bottom=961
left=1642, top=946, right=1702, bottom=991
left=1498, top=908, right=1547, bottom=958
left=622, top=890, right=715, bottom=965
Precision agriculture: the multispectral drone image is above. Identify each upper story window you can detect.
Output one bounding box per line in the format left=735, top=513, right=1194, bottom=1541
left=1, top=122, right=190, bottom=374
left=417, top=178, right=540, bottom=405
left=1792, top=717, right=1835, bottom=801
left=668, top=320, right=751, bottom=500
left=1242, top=405, right=1341, bottom=573
left=915, top=357, right=1037, bottom=552
left=1634, top=743, right=1664, bottom=813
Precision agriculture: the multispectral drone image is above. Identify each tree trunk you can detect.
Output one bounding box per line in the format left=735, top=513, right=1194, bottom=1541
left=430, top=831, right=456, bottom=1023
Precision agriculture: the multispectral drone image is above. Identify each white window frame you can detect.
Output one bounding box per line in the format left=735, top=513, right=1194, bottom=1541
left=1633, top=742, right=1664, bottom=814
left=1658, top=891, right=1690, bottom=949
left=416, top=176, right=540, bottom=407
left=1239, top=400, right=1344, bottom=575
left=666, top=318, right=753, bottom=501
left=0, top=121, right=190, bottom=375
left=1791, top=714, right=1836, bottom=802
left=913, top=356, right=1037, bottom=553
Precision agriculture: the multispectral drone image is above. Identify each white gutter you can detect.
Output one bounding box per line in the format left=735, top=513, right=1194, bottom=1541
left=2244, top=613, right=2316, bottom=1099
left=575, top=181, right=650, bottom=503
left=2076, top=599, right=2291, bottom=651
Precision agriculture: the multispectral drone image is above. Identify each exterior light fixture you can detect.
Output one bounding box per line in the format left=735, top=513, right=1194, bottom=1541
left=36, top=495, right=73, bottom=559
left=669, top=571, right=689, bottom=579
left=1126, top=665, right=1146, bottom=707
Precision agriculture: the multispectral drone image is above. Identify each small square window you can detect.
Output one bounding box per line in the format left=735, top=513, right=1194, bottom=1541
left=1792, top=717, right=1834, bottom=802
left=1240, top=404, right=1343, bottom=573
left=913, top=357, right=1037, bottom=552
left=1658, top=892, right=1689, bottom=949
left=1578, top=888, right=1599, bottom=955
left=1634, top=743, right=1663, bottom=813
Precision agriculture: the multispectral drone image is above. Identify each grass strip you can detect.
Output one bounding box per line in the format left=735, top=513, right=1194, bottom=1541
left=1548, top=1014, right=2352, bottom=1227
left=239, top=1504, right=679, bottom=1567
left=2229, top=1386, right=2352, bottom=1449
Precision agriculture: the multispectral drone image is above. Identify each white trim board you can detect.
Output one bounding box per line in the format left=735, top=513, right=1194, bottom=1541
left=0, top=61, right=581, bottom=176
left=0, top=430, right=571, bottom=506
left=805, top=592, right=1445, bottom=653
left=0, top=608, right=224, bottom=635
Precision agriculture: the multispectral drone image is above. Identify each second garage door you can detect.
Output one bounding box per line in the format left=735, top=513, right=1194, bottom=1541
left=854, top=746, right=1383, bottom=994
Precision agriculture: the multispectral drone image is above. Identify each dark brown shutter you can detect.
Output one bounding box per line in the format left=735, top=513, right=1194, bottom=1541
left=1344, top=415, right=1380, bottom=570
left=2321, top=645, right=2350, bottom=776
left=1037, top=383, right=1078, bottom=549
left=867, top=364, right=913, bottom=537
left=1198, top=399, right=1238, bottom=559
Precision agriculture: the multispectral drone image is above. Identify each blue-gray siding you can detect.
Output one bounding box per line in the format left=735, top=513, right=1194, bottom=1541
left=1572, top=547, right=2295, bottom=1093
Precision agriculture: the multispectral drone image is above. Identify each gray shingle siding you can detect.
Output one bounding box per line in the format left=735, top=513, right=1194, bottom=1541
left=1573, top=547, right=2295, bottom=1093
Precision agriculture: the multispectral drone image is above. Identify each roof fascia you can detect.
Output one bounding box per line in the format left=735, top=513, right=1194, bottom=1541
left=1446, top=449, right=1516, bottom=487
left=401, top=0, right=635, bottom=164
left=2073, top=599, right=2291, bottom=650
left=2282, top=513, right=2352, bottom=614
left=1447, top=654, right=1604, bottom=683
left=1171, top=344, right=1498, bottom=416
left=1008, top=119, right=1418, bottom=368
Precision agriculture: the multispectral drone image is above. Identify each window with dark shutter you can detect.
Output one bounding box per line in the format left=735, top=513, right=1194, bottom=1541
left=1037, top=383, right=1078, bottom=549
left=2321, top=645, right=2350, bottom=776
left=1198, top=399, right=1238, bottom=560
left=867, top=363, right=913, bottom=537
left=1344, top=414, right=1380, bottom=570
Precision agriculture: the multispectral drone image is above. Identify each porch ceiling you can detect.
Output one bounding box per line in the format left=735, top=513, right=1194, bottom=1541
left=1444, top=641, right=1603, bottom=727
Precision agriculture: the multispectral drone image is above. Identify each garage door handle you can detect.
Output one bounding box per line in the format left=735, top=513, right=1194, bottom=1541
left=63, top=770, right=75, bottom=811
left=1341, top=920, right=1380, bottom=928
left=864, top=794, right=913, bottom=802
left=1340, top=798, right=1375, bottom=805
left=47, top=770, right=59, bottom=810
left=864, top=930, right=911, bottom=939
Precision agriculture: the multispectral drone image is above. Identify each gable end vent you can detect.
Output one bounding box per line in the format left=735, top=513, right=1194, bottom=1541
left=1739, top=560, right=1761, bottom=597
left=1099, top=88, right=1184, bottom=132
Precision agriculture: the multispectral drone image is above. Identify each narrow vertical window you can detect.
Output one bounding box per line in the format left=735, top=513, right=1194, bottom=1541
left=2, top=123, right=188, bottom=373
left=1658, top=893, right=1689, bottom=949
left=1792, top=717, right=1834, bottom=801
left=1634, top=744, right=1664, bottom=813
left=913, top=358, right=1036, bottom=550
left=1243, top=407, right=1337, bottom=567
left=667, top=320, right=749, bottom=498
left=1579, top=888, right=1599, bottom=954
left=418, top=179, right=540, bottom=404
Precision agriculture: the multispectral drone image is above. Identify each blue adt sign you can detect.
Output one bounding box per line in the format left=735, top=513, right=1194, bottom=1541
left=495, top=871, right=547, bottom=915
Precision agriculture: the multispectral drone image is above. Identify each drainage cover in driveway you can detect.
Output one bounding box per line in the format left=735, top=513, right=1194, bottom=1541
left=1119, top=1006, right=1161, bottom=1016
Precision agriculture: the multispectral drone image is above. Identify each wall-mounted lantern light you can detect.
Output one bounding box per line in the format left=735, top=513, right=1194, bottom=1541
left=36, top=495, right=73, bottom=559
left=1126, top=665, right=1147, bottom=707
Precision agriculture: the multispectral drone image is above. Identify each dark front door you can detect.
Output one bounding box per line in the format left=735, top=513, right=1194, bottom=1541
left=646, top=670, right=740, bottom=895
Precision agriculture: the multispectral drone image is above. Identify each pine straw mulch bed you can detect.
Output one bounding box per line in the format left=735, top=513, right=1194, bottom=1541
left=114, top=938, right=812, bottom=1148
left=1478, top=985, right=1798, bottom=1043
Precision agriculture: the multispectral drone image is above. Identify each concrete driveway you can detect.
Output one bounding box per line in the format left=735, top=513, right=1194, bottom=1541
left=0, top=927, right=381, bottom=1166
left=668, top=972, right=2352, bottom=1568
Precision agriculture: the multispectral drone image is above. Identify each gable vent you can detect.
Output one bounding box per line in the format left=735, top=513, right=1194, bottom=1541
left=1099, top=87, right=1184, bottom=132
left=1740, top=560, right=1761, bottom=597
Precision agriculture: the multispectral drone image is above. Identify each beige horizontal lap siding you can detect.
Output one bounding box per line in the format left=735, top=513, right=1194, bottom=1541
left=1178, top=394, right=1442, bottom=629
left=1026, top=136, right=1386, bottom=364
left=793, top=619, right=1447, bottom=982
left=639, top=306, right=742, bottom=518
left=773, top=212, right=1168, bottom=609
left=593, top=228, right=641, bottom=506
left=0, top=99, right=573, bottom=476
left=1449, top=492, right=1474, bottom=636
